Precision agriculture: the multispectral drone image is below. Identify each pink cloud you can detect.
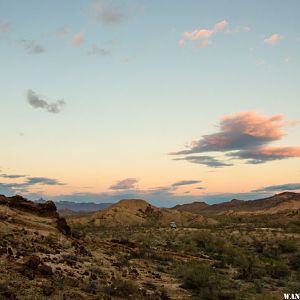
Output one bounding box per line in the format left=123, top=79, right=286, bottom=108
left=178, top=39, right=185, bottom=48
left=220, top=112, right=285, bottom=140
left=183, top=28, right=214, bottom=40
left=213, top=20, right=228, bottom=32
left=195, top=39, right=212, bottom=49
left=71, top=32, right=84, bottom=46
left=264, top=33, right=282, bottom=45
left=182, top=20, right=228, bottom=41
left=171, top=111, right=300, bottom=167
left=253, top=146, right=300, bottom=158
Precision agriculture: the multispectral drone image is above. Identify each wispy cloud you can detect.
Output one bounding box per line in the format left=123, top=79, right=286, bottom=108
left=110, top=178, right=138, bottom=190
left=0, top=175, right=65, bottom=196
left=171, top=111, right=300, bottom=167
left=0, top=173, right=27, bottom=179
left=284, top=56, right=291, bottom=63
left=88, top=45, right=111, bottom=56
left=55, top=25, right=69, bottom=38
left=0, top=20, right=11, bottom=33
left=178, top=39, right=185, bottom=48
left=229, top=146, right=300, bottom=164
left=256, top=58, right=265, bottom=66
left=71, top=32, right=84, bottom=46
left=173, top=155, right=233, bottom=168
left=225, top=26, right=251, bottom=34
left=26, top=90, right=65, bottom=114
left=19, top=39, right=46, bottom=54
left=171, top=180, right=201, bottom=187
left=195, top=39, right=212, bottom=49
left=253, top=183, right=300, bottom=192
left=93, top=1, right=126, bottom=24
left=264, top=33, right=282, bottom=45
left=0, top=183, right=28, bottom=195
left=25, top=177, right=65, bottom=186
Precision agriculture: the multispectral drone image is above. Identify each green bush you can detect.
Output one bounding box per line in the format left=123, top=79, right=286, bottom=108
left=105, top=278, right=139, bottom=297
left=289, top=253, right=300, bottom=270
left=278, top=240, right=298, bottom=253
left=237, top=255, right=264, bottom=281
left=62, top=254, right=78, bottom=266
left=269, top=262, right=290, bottom=279
left=176, top=262, right=226, bottom=299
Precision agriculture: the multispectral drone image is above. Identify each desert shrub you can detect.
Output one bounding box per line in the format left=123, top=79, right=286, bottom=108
left=286, top=221, right=300, bottom=233
left=193, top=231, right=221, bottom=252
left=159, top=287, right=170, bottom=300
left=176, top=262, right=226, bottom=299
left=81, top=282, right=98, bottom=294
left=115, top=254, right=130, bottom=266
left=130, top=247, right=174, bottom=264
left=62, top=254, right=78, bottom=266
left=143, top=281, right=157, bottom=290
left=105, top=278, right=139, bottom=297
left=44, top=234, right=57, bottom=246
left=262, top=244, right=280, bottom=260
left=89, top=266, right=105, bottom=276
left=289, top=253, right=300, bottom=271
left=237, top=255, right=264, bottom=281
left=268, top=262, right=290, bottom=279
left=278, top=240, right=298, bottom=253
left=253, top=239, right=264, bottom=254
left=16, top=243, right=35, bottom=254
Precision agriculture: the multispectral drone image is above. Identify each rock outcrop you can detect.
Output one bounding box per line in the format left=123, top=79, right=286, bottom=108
left=0, top=195, right=70, bottom=235
left=0, top=195, right=58, bottom=218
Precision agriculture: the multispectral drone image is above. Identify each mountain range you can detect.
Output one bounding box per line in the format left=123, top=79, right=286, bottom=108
left=172, top=192, right=300, bottom=215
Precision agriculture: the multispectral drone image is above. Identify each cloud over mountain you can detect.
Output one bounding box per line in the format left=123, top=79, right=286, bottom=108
left=110, top=178, right=138, bottom=190
left=253, top=183, right=300, bottom=192
left=171, top=111, right=300, bottom=167
left=0, top=175, right=65, bottom=196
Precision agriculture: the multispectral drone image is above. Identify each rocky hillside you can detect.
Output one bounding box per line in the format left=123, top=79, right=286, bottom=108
left=69, top=199, right=217, bottom=227
left=0, top=195, right=70, bottom=235
left=0, top=195, right=192, bottom=299
left=172, top=192, right=300, bottom=215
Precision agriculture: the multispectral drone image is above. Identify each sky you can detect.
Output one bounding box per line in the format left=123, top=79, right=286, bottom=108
left=1, top=0, right=300, bottom=207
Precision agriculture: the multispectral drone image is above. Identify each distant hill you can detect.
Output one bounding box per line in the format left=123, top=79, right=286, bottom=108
left=172, top=192, right=300, bottom=215
left=173, top=201, right=209, bottom=213
left=36, top=199, right=112, bottom=213
left=69, top=198, right=217, bottom=227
